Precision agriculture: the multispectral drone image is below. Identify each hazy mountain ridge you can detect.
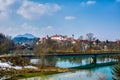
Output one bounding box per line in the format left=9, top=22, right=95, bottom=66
left=12, top=33, right=38, bottom=46
left=15, top=33, right=36, bottom=39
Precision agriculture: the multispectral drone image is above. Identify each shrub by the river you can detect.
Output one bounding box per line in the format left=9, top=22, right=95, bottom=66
left=2, top=56, right=30, bottom=67
left=112, top=63, right=120, bottom=80
left=112, top=55, right=120, bottom=80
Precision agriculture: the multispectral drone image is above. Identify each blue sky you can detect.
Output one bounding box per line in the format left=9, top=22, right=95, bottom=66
left=0, top=0, right=120, bottom=40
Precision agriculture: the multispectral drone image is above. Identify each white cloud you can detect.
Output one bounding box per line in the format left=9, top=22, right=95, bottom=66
left=20, top=25, right=60, bottom=37
left=41, top=26, right=55, bottom=31
left=65, top=16, right=76, bottom=20
left=0, top=0, right=61, bottom=20
left=0, top=0, right=16, bottom=20
left=0, top=11, right=8, bottom=19
left=86, top=0, right=96, bottom=5
left=0, top=23, right=38, bottom=37
left=17, top=23, right=40, bottom=36
left=0, top=23, right=59, bottom=37
left=39, top=26, right=62, bottom=37
left=17, top=0, right=61, bottom=19
left=46, top=26, right=55, bottom=30
left=21, top=23, right=38, bottom=31
left=80, top=0, right=96, bottom=6
left=0, top=0, right=15, bottom=10
left=116, top=0, right=120, bottom=2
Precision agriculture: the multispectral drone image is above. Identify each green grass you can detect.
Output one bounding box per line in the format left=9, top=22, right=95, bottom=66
left=1, top=67, right=71, bottom=80
left=9, top=71, right=58, bottom=80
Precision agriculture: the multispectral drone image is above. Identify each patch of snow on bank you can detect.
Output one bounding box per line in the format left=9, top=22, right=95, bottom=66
left=13, top=66, right=22, bottom=70
left=0, top=62, right=37, bottom=70
left=24, top=66, right=38, bottom=69
left=0, top=62, right=12, bottom=68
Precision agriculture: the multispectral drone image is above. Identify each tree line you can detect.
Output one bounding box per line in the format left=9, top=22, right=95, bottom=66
left=34, top=33, right=120, bottom=55
left=0, top=33, right=14, bottom=54
left=1, top=32, right=120, bottom=55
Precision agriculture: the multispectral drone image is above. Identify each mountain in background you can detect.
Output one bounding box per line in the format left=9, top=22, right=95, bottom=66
left=15, top=33, right=36, bottom=39
left=12, top=33, right=38, bottom=46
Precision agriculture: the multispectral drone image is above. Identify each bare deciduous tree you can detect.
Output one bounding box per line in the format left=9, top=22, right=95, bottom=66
left=86, top=33, right=94, bottom=52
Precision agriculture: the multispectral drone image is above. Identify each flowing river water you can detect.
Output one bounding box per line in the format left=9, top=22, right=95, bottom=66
left=0, top=55, right=116, bottom=80
left=17, top=55, right=117, bottom=80
left=19, top=66, right=112, bottom=80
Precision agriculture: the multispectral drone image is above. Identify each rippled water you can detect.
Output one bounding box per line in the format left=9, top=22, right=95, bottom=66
left=19, top=66, right=113, bottom=80
left=19, top=56, right=115, bottom=80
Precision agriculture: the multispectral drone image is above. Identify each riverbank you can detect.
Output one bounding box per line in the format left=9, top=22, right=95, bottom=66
left=0, top=64, right=72, bottom=80
left=0, top=67, right=71, bottom=75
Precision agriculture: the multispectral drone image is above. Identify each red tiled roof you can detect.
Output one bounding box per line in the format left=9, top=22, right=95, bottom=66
left=51, top=34, right=66, bottom=38
left=116, top=40, right=120, bottom=43
left=76, top=39, right=81, bottom=43
left=51, top=35, right=60, bottom=37
left=66, top=37, right=72, bottom=41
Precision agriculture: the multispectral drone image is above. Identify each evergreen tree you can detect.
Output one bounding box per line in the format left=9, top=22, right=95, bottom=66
left=112, top=64, right=120, bottom=80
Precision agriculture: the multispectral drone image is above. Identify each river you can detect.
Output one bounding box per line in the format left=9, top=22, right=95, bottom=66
left=20, top=56, right=117, bottom=80
left=18, top=66, right=113, bottom=80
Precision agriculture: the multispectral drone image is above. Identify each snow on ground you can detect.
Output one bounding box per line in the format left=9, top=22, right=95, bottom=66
left=13, top=66, right=22, bottom=70
left=0, top=62, right=37, bottom=70
left=24, top=65, right=37, bottom=69
left=0, top=62, right=12, bottom=68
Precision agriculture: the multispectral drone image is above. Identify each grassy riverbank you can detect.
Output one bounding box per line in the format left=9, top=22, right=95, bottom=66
left=0, top=67, right=72, bottom=80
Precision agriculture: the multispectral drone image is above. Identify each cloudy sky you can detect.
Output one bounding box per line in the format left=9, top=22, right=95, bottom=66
left=0, top=0, right=120, bottom=40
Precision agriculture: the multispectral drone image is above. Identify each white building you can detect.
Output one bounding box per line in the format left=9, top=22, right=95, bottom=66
left=51, top=34, right=67, bottom=41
